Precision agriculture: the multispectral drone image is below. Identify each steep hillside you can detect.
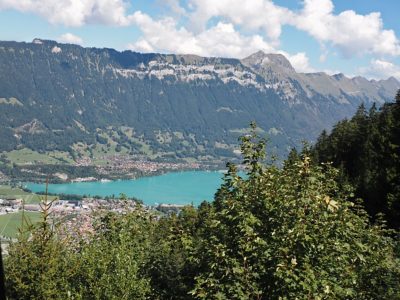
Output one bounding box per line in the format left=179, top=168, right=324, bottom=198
left=0, top=39, right=398, bottom=161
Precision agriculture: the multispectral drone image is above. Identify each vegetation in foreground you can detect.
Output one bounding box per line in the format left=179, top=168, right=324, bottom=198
left=4, top=123, right=400, bottom=299
left=312, top=91, right=400, bottom=229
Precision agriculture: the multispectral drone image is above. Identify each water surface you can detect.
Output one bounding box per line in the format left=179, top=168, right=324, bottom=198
left=26, top=171, right=227, bottom=206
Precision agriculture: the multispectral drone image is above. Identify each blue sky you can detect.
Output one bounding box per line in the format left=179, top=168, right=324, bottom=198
left=0, top=0, right=399, bottom=79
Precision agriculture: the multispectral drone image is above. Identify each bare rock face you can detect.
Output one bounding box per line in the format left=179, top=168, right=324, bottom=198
left=242, top=51, right=295, bottom=73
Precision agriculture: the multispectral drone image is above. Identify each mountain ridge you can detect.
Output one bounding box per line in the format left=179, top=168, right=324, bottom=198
left=0, top=39, right=398, bottom=160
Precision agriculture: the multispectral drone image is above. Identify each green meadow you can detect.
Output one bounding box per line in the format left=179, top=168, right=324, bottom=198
left=0, top=185, right=56, bottom=238
left=0, top=185, right=49, bottom=204
left=0, top=211, right=41, bottom=238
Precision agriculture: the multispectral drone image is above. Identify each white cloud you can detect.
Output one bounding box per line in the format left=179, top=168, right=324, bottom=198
left=187, top=0, right=293, bottom=45
left=180, top=0, right=400, bottom=58
left=195, top=22, right=275, bottom=58
left=170, top=0, right=400, bottom=58
left=2, top=0, right=399, bottom=72
left=58, top=33, right=83, bottom=45
left=127, top=10, right=314, bottom=73
left=127, top=11, right=274, bottom=58
left=163, top=0, right=187, bottom=16
left=292, top=0, right=400, bottom=57
left=282, top=52, right=315, bottom=73
left=0, top=0, right=136, bottom=27
left=359, top=59, right=400, bottom=80
left=127, top=12, right=200, bottom=54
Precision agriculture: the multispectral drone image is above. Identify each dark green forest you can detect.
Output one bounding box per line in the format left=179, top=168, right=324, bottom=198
left=312, top=91, right=400, bottom=229
left=1, top=40, right=398, bottom=160
left=4, top=121, right=400, bottom=299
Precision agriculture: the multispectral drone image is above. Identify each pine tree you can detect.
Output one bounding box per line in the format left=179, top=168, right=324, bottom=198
left=312, top=91, right=400, bottom=229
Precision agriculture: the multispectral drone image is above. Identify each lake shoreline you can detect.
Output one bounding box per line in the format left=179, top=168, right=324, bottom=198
left=25, top=170, right=228, bottom=206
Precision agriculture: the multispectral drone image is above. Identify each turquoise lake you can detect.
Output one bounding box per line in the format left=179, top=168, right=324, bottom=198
left=26, top=171, right=228, bottom=206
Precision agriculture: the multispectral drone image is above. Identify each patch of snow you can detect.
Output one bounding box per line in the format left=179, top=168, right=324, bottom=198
left=268, top=127, right=282, bottom=136
left=265, top=80, right=300, bottom=103
left=106, top=60, right=266, bottom=90
left=233, top=149, right=242, bottom=155
left=111, top=61, right=263, bottom=89
left=32, top=39, right=43, bottom=44
left=216, top=107, right=234, bottom=113
left=149, top=68, right=175, bottom=79
left=51, top=46, right=62, bottom=54
left=181, top=73, right=214, bottom=82
left=337, top=96, right=350, bottom=104
left=261, top=57, right=271, bottom=66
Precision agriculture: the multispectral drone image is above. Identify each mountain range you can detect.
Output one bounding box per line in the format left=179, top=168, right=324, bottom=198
left=0, top=39, right=399, bottom=161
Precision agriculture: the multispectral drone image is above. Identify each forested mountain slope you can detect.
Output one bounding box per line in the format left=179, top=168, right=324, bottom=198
left=0, top=39, right=398, bottom=160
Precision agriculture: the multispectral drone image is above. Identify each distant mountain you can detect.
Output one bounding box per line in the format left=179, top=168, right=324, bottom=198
left=0, top=39, right=398, bottom=160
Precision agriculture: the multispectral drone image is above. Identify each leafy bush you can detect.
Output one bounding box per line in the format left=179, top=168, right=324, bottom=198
left=5, top=206, right=154, bottom=299
left=4, top=123, right=400, bottom=299
left=191, top=124, right=400, bottom=299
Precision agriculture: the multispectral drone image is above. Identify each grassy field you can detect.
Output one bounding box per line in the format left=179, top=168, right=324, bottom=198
left=0, top=185, right=57, bottom=204
left=0, top=185, right=41, bottom=204
left=4, top=148, right=74, bottom=165
left=0, top=211, right=41, bottom=238
left=0, top=185, right=56, bottom=238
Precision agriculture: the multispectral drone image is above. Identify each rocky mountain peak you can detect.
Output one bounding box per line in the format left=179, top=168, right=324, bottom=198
left=333, top=73, right=347, bottom=80
left=241, top=51, right=295, bottom=73
left=385, top=76, right=399, bottom=84
left=243, top=50, right=268, bottom=60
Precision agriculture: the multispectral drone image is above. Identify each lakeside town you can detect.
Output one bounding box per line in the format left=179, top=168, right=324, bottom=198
left=91, top=154, right=203, bottom=180
left=0, top=193, right=186, bottom=253
left=76, top=154, right=202, bottom=172
left=0, top=153, right=209, bottom=184
left=0, top=153, right=216, bottom=248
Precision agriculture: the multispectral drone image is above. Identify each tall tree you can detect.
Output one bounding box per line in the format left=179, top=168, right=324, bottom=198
left=312, top=91, right=400, bottom=229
